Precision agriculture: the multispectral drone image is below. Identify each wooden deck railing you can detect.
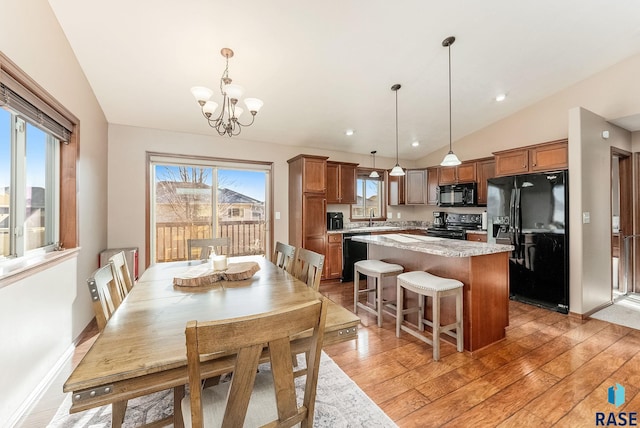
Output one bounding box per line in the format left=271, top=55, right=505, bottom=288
left=155, top=220, right=266, bottom=262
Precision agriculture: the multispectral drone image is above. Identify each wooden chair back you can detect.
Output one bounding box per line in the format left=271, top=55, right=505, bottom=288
left=108, top=251, right=134, bottom=296
left=187, top=237, right=231, bottom=260
left=87, top=264, right=123, bottom=331
left=183, top=297, right=328, bottom=428
left=292, top=248, right=325, bottom=291
left=272, top=241, right=296, bottom=272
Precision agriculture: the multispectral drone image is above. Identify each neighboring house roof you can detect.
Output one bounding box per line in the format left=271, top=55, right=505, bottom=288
left=155, top=181, right=263, bottom=205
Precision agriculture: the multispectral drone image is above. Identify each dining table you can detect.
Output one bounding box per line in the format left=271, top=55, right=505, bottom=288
left=63, top=255, right=360, bottom=427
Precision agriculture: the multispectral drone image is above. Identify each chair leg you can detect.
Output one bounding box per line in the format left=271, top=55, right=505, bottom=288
left=112, top=401, right=127, bottom=428
left=396, top=282, right=403, bottom=337
left=418, top=294, right=425, bottom=332
left=376, top=276, right=383, bottom=328
left=456, top=289, right=464, bottom=352
left=432, top=292, right=441, bottom=361
left=173, top=385, right=185, bottom=428
left=354, top=268, right=359, bottom=314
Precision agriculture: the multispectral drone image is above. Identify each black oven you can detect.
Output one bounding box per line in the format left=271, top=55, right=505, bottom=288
left=437, top=183, right=477, bottom=207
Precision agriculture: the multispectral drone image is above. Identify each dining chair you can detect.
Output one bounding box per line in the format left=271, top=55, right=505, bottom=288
left=108, top=251, right=134, bottom=297
left=292, top=247, right=325, bottom=291
left=187, top=237, right=231, bottom=260
left=182, top=297, right=328, bottom=428
left=87, top=264, right=124, bottom=332
left=272, top=241, right=296, bottom=272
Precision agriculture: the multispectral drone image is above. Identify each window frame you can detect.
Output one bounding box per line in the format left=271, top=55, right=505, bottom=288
left=0, top=52, right=79, bottom=281
left=350, top=168, right=387, bottom=221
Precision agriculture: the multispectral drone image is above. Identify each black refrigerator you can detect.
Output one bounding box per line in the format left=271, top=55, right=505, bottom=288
left=487, top=171, right=569, bottom=313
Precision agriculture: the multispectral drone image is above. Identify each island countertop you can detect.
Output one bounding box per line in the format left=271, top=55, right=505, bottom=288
left=352, top=233, right=513, bottom=258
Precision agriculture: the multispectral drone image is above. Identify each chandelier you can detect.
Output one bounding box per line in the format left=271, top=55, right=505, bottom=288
left=190, top=48, right=264, bottom=137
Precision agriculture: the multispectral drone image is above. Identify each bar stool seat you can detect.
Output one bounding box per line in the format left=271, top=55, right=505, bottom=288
left=396, top=271, right=464, bottom=361
left=354, top=260, right=404, bottom=327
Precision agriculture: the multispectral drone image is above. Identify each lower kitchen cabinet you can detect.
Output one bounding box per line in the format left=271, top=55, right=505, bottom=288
left=325, top=233, right=343, bottom=280
left=466, top=233, right=487, bottom=242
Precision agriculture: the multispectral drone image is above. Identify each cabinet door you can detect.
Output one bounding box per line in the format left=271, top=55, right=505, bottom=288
left=406, top=169, right=427, bottom=204
left=476, top=160, right=495, bottom=206
left=325, top=234, right=343, bottom=279
left=427, top=167, right=439, bottom=205
left=387, top=173, right=405, bottom=205
left=438, top=167, right=457, bottom=185
left=530, top=142, right=568, bottom=172
left=456, top=163, right=477, bottom=183
left=494, top=149, right=529, bottom=177
left=325, top=162, right=340, bottom=203
left=339, top=163, right=357, bottom=204
left=302, top=157, right=327, bottom=193
left=302, top=194, right=326, bottom=255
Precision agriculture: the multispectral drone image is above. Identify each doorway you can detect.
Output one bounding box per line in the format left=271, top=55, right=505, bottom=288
left=611, top=148, right=634, bottom=299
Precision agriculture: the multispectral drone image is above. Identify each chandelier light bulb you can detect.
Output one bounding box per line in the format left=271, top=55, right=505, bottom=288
left=244, top=98, right=264, bottom=114
left=202, top=100, right=219, bottom=116
left=190, top=86, right=214, bottom=104
left=223, top=83, right=245, bottom=100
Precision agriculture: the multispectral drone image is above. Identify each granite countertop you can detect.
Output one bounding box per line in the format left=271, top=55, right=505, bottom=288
left=352, top=233, right=513, bottom=257
left=466, top=230, right=488, bottom=235
left=328, top=225, right=429, bottom=234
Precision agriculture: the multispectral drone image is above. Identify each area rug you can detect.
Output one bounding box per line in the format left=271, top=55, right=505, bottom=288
left=591, top=297, right=640, bottom=330
left=47, top=351, right=397, bottom=427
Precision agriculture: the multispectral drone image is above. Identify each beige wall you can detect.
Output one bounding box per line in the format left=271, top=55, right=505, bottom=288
left=0, top=0, right=108, bottom=423
left=107, top=125, right=420, bottom=270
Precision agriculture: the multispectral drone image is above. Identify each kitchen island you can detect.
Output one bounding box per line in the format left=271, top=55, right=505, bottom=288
left=353, top=233, right=514, bottom=352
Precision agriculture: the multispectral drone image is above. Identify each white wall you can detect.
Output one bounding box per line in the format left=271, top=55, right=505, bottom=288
left=0, top=0, right=108, bottom=424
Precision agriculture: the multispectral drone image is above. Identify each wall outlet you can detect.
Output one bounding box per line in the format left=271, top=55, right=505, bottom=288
left=275, top=211, right=281, bottom=220
left=388, top=212, right=393, bottom=219
left=582, top=212, right=590, bottom=224
left=397, top=212, right=401, bottom=219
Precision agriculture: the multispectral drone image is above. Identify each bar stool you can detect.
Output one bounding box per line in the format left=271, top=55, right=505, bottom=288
left=354, top=260, right=404, bottom=327
left=396, top=271, right=464, bottom=361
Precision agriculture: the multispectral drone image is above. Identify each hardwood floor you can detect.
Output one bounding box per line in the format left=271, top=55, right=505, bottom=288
left=321, top=280, right=640, bottom=427
left=18, top=281, right=640, bottom=427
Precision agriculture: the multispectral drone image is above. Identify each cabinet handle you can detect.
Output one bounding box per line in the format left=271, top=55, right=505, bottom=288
left=532, top=162, right=536, bottom=166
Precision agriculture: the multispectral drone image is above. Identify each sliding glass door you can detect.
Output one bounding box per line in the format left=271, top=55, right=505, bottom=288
left=150, top=155, right=271, bottom=263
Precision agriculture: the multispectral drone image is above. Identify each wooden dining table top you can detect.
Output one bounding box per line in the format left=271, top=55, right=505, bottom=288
left=64, top=255, right=359, bottom=413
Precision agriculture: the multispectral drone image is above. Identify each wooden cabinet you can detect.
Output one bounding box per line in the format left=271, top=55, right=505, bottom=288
left=427, top=167, right=438, bottom=205
left=476, top=158, right=495, bottom=206
left=438, top=162, right=477, bottom=185
left=326, top=161, right=358, bottom=204
left=466, top=233, right=487, bottom=242
left=387, top=171, right=405, bottom=206
left=324, top=233, right=343, bottom=279
left=288, top=155, right=328, bottom=265
left=405, top=169, right=427, bottom=205
left=494, top=139, right=567, bottom=177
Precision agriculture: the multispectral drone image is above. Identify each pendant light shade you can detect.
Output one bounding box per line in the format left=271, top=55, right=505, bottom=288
left=389, top=84, right=405, bottom=177
left=440, top=36, right=461, bottom=167
left=369, top=150, right=380, bottom=178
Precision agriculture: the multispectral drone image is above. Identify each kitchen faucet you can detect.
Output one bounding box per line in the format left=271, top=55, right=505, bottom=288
left=369, top=209, right=374, bottom=227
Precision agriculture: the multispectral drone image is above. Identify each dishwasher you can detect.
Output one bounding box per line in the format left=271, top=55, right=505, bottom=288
left=342, top=232, right=370, bottom=282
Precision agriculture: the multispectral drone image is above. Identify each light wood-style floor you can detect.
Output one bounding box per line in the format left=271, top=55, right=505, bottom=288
left=18, top=281, right=640, bottom=427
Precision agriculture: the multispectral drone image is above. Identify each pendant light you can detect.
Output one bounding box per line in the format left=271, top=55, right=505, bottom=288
left=369, top=151, right=380, bottom=178
left=440, top=36, right=462, bottom=167
left=389, top=84, right=405, bottom=176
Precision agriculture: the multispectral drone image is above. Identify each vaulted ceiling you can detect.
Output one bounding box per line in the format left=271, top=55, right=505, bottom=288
left=48, top=0, right=640, bottom=159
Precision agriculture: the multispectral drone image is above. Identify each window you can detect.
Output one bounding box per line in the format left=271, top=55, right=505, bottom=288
left=351, top=170, right=385, bottom=220
left=148, top=153, right=272, bottom=263
left=0, top=53, right=77, bottom=265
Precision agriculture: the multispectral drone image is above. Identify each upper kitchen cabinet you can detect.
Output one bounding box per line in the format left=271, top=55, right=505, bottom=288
left=405, top=169, right=427, bottom=205
left=476, top=158, right=495, bottom=206
left=494, top=139, right=568, bottom=177
left=326, top=161, right=358, bottom=204
left=288, top=154, right=327, bottom=193
left=387, top=170, right=405, bottom=206
left=438, top=162, right=477, bottom=185
left=427, top=167, right=438, bottom=205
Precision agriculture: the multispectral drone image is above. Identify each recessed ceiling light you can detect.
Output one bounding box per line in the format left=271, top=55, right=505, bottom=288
left=411, top=141, right=420, bottom=147
left=495, top=93, right=507, bottom=102
left=344, top=129, right=355, bottom=136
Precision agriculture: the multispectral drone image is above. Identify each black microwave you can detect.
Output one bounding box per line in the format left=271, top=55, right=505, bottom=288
left=437, top=183, right=477, bottom=207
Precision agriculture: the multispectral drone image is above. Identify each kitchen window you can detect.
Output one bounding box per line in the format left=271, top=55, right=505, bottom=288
left=351, top=169, right=386, bottom=220
left=0, top=53, right=78, bottom=270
